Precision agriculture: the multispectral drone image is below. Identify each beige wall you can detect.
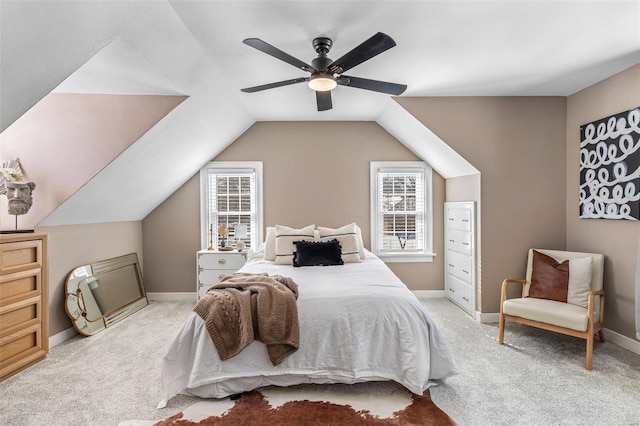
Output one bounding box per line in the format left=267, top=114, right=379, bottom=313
left=0, top=93, right=186, bottom=231
left=397, top=97, right=568, bottom=313
left=566, top=64, right=640, bottom=339
left=142, top=121, right=445, bottom=293
left=36, top=222, right=143, bottom=336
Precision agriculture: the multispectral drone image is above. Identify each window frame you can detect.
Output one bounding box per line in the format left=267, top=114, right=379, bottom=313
left=200, top=161, right=263, bottom=250
left=370, top=161, right=434, bottom=263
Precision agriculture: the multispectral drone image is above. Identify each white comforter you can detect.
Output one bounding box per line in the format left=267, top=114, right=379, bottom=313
left=158, top=250, right=457, bottom=407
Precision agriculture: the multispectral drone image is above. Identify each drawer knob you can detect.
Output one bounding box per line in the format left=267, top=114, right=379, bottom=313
left=462, top=269, right=469, bottom=274
left=449, top=239, right=455, bottom=243
left=462, top=296, right=469, bottom=302
left=448, top=264, right=454, bottom=267
left=218, top=274, right=226, bottom=280
left=449, top=288, right=455, bottom=293
left=462, top=242, right=469, bottom=246
left=218, top=258, right=226, bottom=264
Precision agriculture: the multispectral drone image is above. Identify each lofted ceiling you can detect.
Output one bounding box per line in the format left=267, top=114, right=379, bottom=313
left=1, top=1, right=639, bottom=227
left=170, top=0, right=640, bottom=120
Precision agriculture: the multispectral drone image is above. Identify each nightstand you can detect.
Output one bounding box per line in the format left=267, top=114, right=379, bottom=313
left=196, top=250, right=247, bottom=299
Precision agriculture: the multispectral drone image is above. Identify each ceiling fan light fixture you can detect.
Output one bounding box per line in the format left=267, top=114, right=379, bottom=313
left=308, top=74, right=337, bottom=91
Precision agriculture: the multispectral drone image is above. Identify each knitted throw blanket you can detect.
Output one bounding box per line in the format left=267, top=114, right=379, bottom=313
left=194, top=273, right=299, bottom=366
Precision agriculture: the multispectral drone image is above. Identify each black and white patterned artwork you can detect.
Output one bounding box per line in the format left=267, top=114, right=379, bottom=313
left=579, top=107, right=640, bottom=220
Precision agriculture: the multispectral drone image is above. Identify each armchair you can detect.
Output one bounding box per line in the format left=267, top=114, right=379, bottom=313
left=498, top=249, right=605, bottom=370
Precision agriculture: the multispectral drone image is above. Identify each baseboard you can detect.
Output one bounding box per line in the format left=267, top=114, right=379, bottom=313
left=477, top=312, right=500, bottom=323
left=49, top=327, right=77, bottom=348
left=603, top=328, right=640, bottom=355
left=146, top=292, right=197, bottom=302
left=413, top=290, right=446, bottom=299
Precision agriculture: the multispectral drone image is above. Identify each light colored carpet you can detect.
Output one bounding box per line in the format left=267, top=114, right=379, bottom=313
left=0, top=298, right=638, bottom=425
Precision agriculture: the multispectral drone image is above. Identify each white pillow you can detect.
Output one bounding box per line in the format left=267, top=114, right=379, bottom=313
left=567, top=257, right=593, bottom=308
left=274, top=224, right=316, bottom=265
left=317, top=223, right=362, bottom=263
left=264, top=226, right=277, bottom=261
left=354, top=224, right=366, bottom=260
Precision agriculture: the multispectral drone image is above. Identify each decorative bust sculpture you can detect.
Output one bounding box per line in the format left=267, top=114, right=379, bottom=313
left=5, top=181, right=36, bottom=215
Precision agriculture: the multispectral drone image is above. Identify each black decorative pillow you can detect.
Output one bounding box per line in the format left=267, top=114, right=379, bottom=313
left=292, top=239, right=344, bottom=267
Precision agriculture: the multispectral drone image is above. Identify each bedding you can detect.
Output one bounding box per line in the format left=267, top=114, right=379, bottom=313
left=158, top=248, right=458, bottom=408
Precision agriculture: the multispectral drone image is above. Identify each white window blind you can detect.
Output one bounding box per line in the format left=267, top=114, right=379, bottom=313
left=370, top=162, right=433, bottom=262
left=200, top=162, right=263, bottom=250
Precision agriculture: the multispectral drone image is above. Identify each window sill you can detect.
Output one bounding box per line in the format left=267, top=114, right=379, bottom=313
left=376, top=252, right=436, bottom=263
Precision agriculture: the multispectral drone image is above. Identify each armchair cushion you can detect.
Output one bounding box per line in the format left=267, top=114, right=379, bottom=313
left=503, top=298, right=598, bottom=332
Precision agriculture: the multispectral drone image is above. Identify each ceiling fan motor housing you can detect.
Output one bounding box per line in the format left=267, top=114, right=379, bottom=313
left=312, top=37, right=333, bottom=72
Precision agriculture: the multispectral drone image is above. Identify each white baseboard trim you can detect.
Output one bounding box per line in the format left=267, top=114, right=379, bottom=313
left=49, top=327, right=77, bottom=348
left=603, top=328, right=640, bottom=355
left=146, top=292, right=197, bottom=302
left=477, top=312, right=500, bottom=323
left=413, top=290, right=446, bottom=299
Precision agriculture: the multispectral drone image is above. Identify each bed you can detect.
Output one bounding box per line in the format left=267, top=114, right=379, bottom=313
left=158, top=242, right=458, bottom=408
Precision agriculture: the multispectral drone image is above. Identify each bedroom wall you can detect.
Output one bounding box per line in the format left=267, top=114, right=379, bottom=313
left=35, top=221, right=143, bottom=336
left=0, top=93, right=186, bottom=231
left=396, top=97, right=567, bottom=314
left=566, top=64, right=640, bottom=340
left=142, top=121, right=446, bottom=293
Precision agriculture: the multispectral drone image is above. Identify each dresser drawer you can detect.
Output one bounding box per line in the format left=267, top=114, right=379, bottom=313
left=446, top=274, right=473, bottom=313
left=445, top=207, right=472, bottom=232
left=0, top=296, right=41, bottom=338
left=0, top=240, right=43, bottom=275
left=446, top=229, right=472, bottom=255
left=198, top=253, right=246, bottom=270
left=446, top=250, right=473, bottom=284
left=0, top=269, right=41, bottom=306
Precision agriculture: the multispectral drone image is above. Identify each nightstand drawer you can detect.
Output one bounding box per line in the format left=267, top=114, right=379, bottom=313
left=198, top=253, right=246, bottom=270
left=199, top=269, right=236, bottom=285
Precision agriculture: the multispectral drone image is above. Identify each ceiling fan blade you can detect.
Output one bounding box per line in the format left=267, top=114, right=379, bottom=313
left=241, top=77, right=308, bottom=93
left=243, top=38, right=315, bottom=72
left=316, top=90, right=332, bottom=111
left=328, top=32, right=396, bottom=74
left=338, top=75, right=407, bottom=95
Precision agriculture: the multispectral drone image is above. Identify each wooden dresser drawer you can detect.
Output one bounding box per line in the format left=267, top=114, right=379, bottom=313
left=0, top=296, right=41, bottom=338
left=0, top=269, right=41, bottom=306
left=0, top=239, right=43, bottom=275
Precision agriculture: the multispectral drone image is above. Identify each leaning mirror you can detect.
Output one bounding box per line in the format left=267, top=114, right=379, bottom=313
left=65, top=253, right=148, bottom=336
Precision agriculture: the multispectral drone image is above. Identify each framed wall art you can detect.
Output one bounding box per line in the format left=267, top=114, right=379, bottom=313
left=579, top=106, right=640, bottom=220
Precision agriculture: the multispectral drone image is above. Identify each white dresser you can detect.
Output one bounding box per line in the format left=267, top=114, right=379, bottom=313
left=444, top=202, right=476, bottom=317
left=197, top=250, right=247, bottom=299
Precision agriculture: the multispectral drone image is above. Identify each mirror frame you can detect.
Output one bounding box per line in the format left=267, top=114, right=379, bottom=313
left=65, top=253, right=148, bottom=336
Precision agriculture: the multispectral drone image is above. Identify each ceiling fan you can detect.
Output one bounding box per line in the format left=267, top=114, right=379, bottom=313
left=240, top=32, right=407, bottom=111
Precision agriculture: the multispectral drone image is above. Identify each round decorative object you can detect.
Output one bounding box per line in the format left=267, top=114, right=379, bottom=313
left=236, top=240, right=246, bottom=251
left=218, top=246, right=233, bottom=251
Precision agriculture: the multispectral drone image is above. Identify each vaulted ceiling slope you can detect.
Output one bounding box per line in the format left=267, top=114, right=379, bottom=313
left=1, top=1, right=638, bottom=226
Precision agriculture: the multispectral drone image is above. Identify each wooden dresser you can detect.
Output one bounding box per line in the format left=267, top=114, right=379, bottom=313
left=0, top=233, right=49, bottom=381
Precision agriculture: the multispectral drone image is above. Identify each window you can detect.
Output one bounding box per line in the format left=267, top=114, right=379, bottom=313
left=370, top=161, right=433, bottom=262
left=200, top=162, right=263, bottom=250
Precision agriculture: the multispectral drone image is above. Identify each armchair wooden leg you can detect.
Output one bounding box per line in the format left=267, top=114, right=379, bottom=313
left=586, top=333, right=594, bottom=371
left=598, top=330, right=605, bottom=342
left=498, top=312, right=505, bottom=345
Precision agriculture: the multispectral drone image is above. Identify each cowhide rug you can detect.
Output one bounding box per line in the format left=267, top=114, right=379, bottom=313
left=122, top=385, right=456, bottom=425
